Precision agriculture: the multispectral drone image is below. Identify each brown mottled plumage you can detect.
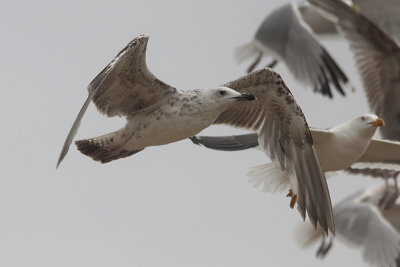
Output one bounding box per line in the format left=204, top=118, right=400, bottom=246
left=211, top=69, right=335, bottom=235
left=57, top=34, right=334, bottom=235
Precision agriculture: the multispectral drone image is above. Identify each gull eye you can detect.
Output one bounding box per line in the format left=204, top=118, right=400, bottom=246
left=361, top=116, right=365, bottom=121
left=219, top=90, right=226, bottom=96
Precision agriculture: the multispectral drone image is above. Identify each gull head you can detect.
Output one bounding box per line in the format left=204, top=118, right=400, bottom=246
left=201, top=86, right=255, bottom=111
left=357, top=113, right=385, bottom=128
left=349, top=113, right=384, bottom=138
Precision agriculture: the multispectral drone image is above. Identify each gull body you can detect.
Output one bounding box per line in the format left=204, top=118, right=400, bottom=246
left=313, top=114, right=383, bottom=172
left=78, top=87, right=253, bottom=161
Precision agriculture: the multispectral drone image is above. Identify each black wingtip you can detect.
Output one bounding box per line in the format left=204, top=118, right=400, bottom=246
left=320, top=47, right=348, bottom=97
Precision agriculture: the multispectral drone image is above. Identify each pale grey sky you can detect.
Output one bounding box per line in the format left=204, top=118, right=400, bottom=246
left=1, top=0, right=380, bottom=266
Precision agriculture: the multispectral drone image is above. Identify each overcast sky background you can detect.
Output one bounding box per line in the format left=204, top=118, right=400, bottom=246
left=1, top=0, right=383, bottom=266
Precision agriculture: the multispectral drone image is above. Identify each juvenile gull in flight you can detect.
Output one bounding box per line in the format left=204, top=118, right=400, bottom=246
left=57, top=34, right=255, bottom=165
left=235, top=2, right=348, bottom=97
left=57, top=34, right=334, bottom=235
left=296, top=184, right=400, bottom=267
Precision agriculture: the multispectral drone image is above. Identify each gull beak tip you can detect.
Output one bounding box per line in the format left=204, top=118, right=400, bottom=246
left=370, top=118, right=385, bottom=127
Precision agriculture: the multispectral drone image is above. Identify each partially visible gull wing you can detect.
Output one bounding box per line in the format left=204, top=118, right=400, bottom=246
left=346, top=167, right=397, bottom=179
left=57, top=34, right=176, bottom=167
left=309, top=0, right=400, bottom=141
left=238, top=2, right=348, bottom=97
left=215, top=67, right=334, bottom=235
left=297, top=2, right=338, bottom=37
left=352, top=0, right=400, bottom=44
left=333, top=190, right=400, bottom=267
left=351, top=139, right=400, bottom=172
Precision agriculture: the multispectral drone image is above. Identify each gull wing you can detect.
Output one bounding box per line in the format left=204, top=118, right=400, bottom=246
left=214, top=67, right=334, bottom=235
left=351, top=138, right=400, bottom=172
left=57, top=34, right=176, bottom=167
left=352, top=0, right=400, bottom=44
left=254, top=3, right=348, bottom=97
left=309, top=0, right=400, bottom=141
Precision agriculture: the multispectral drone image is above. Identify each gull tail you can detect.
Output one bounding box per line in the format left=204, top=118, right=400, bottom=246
left=247, top=162, right=290, bottom=193
left=75, top=129, right=143, bottom=163
left=233, top=41, right=261, bottom=63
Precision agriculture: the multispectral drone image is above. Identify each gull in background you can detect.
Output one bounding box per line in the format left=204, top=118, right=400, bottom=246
left=309, top=0, right=400, bottom=204
left=190, top=114, right=400, bottom=206
left=235, top=2, right=349, bottom=98
left=296, top=184, right=400, bottom=267
left=56, top=34, right=334, bottom=235
left=309, top=0, right=400, bottom=141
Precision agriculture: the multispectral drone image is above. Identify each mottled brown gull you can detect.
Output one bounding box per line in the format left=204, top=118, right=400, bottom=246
left=57, top=34, right=334, bottom=235
left=56, top=34, right=255, bottom=166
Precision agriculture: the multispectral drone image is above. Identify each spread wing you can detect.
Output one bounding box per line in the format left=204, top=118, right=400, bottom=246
left=87, top=35, right=176, bottom=117
left=57, top=34, right=176, bottom=167
left=309, top=0, right=400, bottom=141
left=214, top=67, right=334, bottom=235
left=254, top=3, right=348, bottom=97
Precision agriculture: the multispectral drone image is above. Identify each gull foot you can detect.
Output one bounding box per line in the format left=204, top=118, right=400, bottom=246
left=287, top=189, right=297, bottom=209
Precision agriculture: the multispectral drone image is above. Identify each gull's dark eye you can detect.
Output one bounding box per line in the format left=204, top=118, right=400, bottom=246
left=361, top=116, right=365, bottom=121
left=219, top=90, right=226, bottom=96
